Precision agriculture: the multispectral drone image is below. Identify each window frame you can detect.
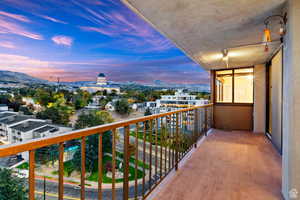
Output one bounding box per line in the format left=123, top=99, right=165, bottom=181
left=213, top=66, right=254, bottom=105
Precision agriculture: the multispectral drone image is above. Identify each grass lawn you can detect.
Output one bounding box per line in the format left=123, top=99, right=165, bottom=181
left=129, top=130, right=165, bottom=146
left=116, top=152, right=150, bottom=170
left=87, top=155, right=144, bottom=183
left=16, top=162, right=29, bottom=169
left=52, top=154, right=145, bottom=183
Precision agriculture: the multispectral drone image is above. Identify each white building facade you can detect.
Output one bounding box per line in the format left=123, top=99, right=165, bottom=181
left=147, top=89, right=209, bottom=114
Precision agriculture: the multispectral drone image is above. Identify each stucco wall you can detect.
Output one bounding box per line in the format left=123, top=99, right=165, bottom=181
left=282, top=0, right=300, bottom=199
left=271, top=49, right=283, bottom=152
left=253, top=64, right=266, bottom=133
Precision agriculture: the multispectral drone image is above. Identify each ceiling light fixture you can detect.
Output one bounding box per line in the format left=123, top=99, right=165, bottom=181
left=263, top=13, right=287, bottom=52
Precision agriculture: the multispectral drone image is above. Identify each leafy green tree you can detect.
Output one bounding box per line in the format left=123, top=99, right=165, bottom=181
left=144, top=107, right=152, bottom=116
left=34, top=88, right=53, bottom=106
left=136, top=93, right=146, bottom=102
left=19, top=106, right=33, bottom=115
left=37, top=93, right=74, bottom=125
left=35, top=144, right=59, bottom=166
left=37, top=106, right=73, bottom=125
left=0, top=94, right=12, bottom=105
left=19, top=88, right=35, bottom=97
left=114, top=99, right=131, bottom=115
left=0, top=168, right=28, bottom=200
left=73, top=90, right=92, bottom=110
left=73, top=110, right=114, bottom=172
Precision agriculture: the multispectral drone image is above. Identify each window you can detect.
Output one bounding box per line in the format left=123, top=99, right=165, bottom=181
left=216, top=70, right=233, bottom=103
left=215, top=68, right=253, bottom=104
left=234, top=68, right=254, bottom=103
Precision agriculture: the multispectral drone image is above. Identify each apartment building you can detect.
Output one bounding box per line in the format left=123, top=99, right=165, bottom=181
left=146, top=89, right=208, bottom=114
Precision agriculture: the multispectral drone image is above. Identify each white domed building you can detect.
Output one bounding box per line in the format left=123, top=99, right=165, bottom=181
left=96, top=73, right=107, bottom=85
left=80, top=73, right=120, bottom=94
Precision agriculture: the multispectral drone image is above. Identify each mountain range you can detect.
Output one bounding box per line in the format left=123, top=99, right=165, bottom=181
left=0, top=70, right=48, bottom=84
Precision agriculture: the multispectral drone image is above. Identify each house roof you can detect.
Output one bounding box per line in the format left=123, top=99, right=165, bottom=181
left=0, top=112, right=16, bottom=119
left=10, top=121, right=48, bottom=133
left=0, top=116, right=29, bottom=125
left=33, top=125, right=58, bottom=133
left=122, top=0, right=286, bottom=70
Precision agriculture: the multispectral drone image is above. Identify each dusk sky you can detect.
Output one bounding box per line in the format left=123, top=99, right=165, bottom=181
left=0, top=0, right=209, bottom=85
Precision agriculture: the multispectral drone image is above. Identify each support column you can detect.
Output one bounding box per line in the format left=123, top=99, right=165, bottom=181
left=282, top=0, right=300, bottom=199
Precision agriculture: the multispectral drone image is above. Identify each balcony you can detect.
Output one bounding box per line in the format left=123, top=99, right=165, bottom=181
left=150, top=129, right=282, bottom=200
left=0, top=104, right=214, bottom=199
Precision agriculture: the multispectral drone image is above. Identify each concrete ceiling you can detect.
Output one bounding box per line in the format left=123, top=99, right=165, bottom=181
left=122, top=0, right=286, bottom=70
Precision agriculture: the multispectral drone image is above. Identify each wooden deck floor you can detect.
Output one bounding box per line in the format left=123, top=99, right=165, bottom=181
left=152, top=129, right=282, bottom=200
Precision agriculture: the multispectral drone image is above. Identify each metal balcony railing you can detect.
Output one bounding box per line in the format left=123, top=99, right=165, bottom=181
left=0, top=104, right=213, bottom=200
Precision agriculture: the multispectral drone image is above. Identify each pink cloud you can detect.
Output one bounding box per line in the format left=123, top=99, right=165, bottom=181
left=0, top=53, right=67, bottom=81
left=0, top=17, right=43, bottom=40
left=76, top=4, right=174, bottom=52
left=0, top=41, right=16, bottom=49
left=40, top=15, right=67, bottom=24
left=79, top=26, right=117, bottom=36
left=51, top=35, right=73, bottom=46
left=0, top=11, right=30, bottom=22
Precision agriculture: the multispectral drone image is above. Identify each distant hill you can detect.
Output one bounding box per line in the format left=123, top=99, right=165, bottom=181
left=0, top=70, right=49, bottom=84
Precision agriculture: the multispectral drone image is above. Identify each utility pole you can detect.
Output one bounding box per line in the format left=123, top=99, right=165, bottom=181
left=49, top=76, right=61, bottom=92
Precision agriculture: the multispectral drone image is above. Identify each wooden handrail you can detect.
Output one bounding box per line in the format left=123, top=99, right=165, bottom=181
left=0, top=104, right=213, bottom=157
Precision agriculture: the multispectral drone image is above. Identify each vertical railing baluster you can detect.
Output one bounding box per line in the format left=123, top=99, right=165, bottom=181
left=168, top=115, right=171, bottom=170
left=123, top=126, right=130, bottom=200
left=194, top=108, right=199, bottom=148
left=81, top=136, right=86, bottom=200
left=98, top=133, right=103, bottom=200
left=175, top=113, right=179, bottom=170
left=164, top=117, right=167, bottom=174
left=142, top=122, right=146, bottom=197
left=29, top=150, right=35, bottom=200
left=172, top=114, right=174, bottom=168
left=201, top=109, right=204, bottom=135
left=179, top=112, right=182, bottom=160
left=112, top=129, right=116, bottom=200
left=134, top=123, right=139, bottom=199
left=58, top=143, right=64, bottom=200
left=172, top=113, right=176, bottom=168
left=182, top=111, right=185, bottom=157
left=149, top=120, right=153, bottom=190
left=205, top=107, right=208, bottom=136
left=155, top=118, right=158, bottom=184
left=160, top=118, right=163, bottom=178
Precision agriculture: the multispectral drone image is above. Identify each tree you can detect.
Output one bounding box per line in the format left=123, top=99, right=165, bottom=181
left=114, top=99, right=131, bottom=115
left=144, top=107, right=153, bottom=130
left=73, top=90, right=92, bottom=110
left=144, top=107, right=152, bottom=116
left=0, top=168, right=28, bottom=200
left=36, top=106, right=73, bottom=125
left=136, top=93, right=146, bottom=102
left=73, top=110, right=114, bottom=172
left=36, top=93, right=74, bottom=125
left=98, top=97, right=109, bottom=109
left=35, top=144, right=59, bottom=166
left=19, top=106, right=33, bottom=115
left=34, top=88, right=53, bottom=106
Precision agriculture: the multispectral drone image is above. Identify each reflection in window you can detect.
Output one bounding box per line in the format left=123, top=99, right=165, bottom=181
left=216, top=70, right=233, bottom=103
left=234, top=68, right=254, bottom=103
left=215, top=68, right=253, bottom=104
